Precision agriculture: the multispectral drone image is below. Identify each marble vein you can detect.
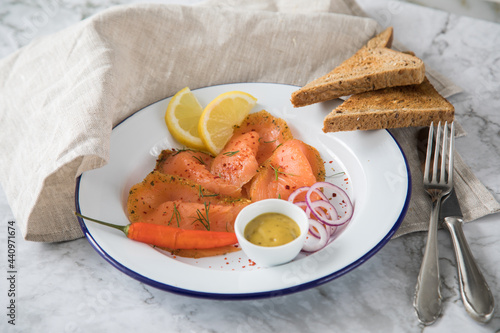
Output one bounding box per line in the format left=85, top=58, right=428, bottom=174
left=1, top=0, right=500, bottom=332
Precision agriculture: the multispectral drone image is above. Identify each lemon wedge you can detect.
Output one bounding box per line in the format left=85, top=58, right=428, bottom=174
left=198, top=91, right=257, bottom=155
left=165, top=87, right=206, bottom=150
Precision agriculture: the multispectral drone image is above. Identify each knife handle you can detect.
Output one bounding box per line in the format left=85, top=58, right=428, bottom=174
left=414, top=197, right=442, bottom=325
left=443, top=216, right=495, bottom=323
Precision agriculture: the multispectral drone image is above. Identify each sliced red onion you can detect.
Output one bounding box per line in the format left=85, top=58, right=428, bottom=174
left=306, top=182, right=353, bottom=226
left=295, top=200, right=334, bottom=237
left=293, top=201, right=308, bottom=210
left=307, top=223, right=321, bottom=239
left=308, top=187, right=329, bottom=202
left=327, top=225, right=338, bottom=235
left=306, top=199, right=341, bottom=226
left=302, top=219, right=329, bottom=252
left=288, top=181, right=354, bottom=253
left=306, top=201, right=328, bottom=219
left=294, top=200, right=327, bottom=221
left=293, top=201, right=320, bottom=238
left=306, top=212, right=335, bottom=239
left=287, top=186, right=310, bottom=203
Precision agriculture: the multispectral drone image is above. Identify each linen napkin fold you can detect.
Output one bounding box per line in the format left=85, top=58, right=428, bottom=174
left=0, top=0, right=498, bottom=242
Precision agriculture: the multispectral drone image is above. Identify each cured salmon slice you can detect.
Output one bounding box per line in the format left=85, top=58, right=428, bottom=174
left=156, top=149, right=213, bottom=169
left=291, top=139, right=326, bottom=182
left=233, top=110, right=294, bottom=164
left=127, top=171, right=250, bottom=223
left=154, top=149, right=241, bottom=197
left=247, top=139, right=325, bottom=201
left=211, top=131, right=260, bottom=190
left=141, top=200, right=242, bottom=233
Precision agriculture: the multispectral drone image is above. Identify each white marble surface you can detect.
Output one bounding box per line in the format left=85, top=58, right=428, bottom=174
left=1, top=0, right=500, bottom=332
left=399, top=0, right=500, bottom=23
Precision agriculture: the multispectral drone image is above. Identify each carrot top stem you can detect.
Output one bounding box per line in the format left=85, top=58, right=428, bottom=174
left=75, top=212, right=130, bottom=235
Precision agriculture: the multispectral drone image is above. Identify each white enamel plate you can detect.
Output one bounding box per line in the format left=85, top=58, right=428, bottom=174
left=76, top=83, right=411, bottom=300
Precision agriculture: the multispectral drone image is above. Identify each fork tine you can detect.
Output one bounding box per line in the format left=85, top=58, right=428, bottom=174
left=441, top=122, right=449, bottom=183
left=449, top=122, right=455, bottom=185
left=424, top=122, right=434, bottom=183
left=432, top=122, right=442, bottom=183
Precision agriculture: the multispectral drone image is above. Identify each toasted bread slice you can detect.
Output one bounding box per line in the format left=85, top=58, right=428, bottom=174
left=367, top=26, right=393, bottom=49
left=291, top=27, right=425, bottom=107
left=322, top=77, right=454, bottom=132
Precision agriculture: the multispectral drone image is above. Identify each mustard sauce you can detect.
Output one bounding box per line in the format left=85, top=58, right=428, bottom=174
left=244, top=213, right=300, bottom=247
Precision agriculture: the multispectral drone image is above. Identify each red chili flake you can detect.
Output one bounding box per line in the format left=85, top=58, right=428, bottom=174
left=329, top=161, right=333, bottom=164
left=344, top=178, right=348, bottom=181
left=248, top=259, right=256, bottom=266
left=242, top=266, right=246, bottom=268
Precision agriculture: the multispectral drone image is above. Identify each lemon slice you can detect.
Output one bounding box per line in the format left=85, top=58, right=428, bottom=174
left=198, top=91, right=257, bottom=155
left=165, top=87, right=206, bottom=150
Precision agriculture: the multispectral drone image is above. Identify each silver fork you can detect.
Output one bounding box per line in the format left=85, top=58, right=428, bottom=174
left=413, top=121, right=454, bottom=325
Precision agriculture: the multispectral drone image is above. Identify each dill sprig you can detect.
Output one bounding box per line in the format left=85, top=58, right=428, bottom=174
left=272, top=143, right=283, bottom=153
left=193, top=202, right=211, bottom=231
left=326, top=171, right=345, bottom=178
left=192, top=155, right=206, bottom=165
left=172, top=148, right=196, bottom=156
left=168, top=203, right=181, bottom=227
left=270, top=164, right=297, bottom=181
left=198, top=185, right=218, bottom=198
left=223, top=150, right=239, bottom=157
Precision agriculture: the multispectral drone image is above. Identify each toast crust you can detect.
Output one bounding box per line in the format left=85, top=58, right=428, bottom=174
left=322, top=77, right=455, bottom=132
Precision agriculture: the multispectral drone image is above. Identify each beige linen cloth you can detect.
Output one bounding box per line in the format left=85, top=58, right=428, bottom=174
left=0, top=0, right=499, bottom=242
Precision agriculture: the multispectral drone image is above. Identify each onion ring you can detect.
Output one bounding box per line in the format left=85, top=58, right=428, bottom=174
left=306, top=182, right=353, bottom=226
left=288, top=181, right=354, bottom=253
left=292, top=201, right=321, bottom=237
left=306, top=199, right=341, bottom=226
left=301, top=219, right=329, bottom=252
left=287, top=186, right=310, bottom=203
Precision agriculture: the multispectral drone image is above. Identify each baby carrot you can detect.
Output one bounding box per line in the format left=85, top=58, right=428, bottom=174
left=75, top=212, right=237, bottom=249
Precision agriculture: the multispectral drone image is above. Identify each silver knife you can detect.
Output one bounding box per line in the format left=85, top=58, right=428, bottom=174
left=441, top=189, right=495, bottom=323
